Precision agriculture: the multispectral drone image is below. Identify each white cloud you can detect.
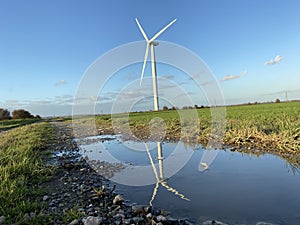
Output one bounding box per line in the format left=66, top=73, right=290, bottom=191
left=55, top=80, right=67, bottom=86
left=265, top=55, right=283, bottom=65
left=221, top=70, right=247, bottom=82
left=221, top=75, right=238, bottom=82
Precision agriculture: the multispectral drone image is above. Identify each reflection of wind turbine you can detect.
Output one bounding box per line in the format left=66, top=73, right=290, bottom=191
left=145, top=143, right=190, bottom=206
left=135, top=18, right=176, bottom=111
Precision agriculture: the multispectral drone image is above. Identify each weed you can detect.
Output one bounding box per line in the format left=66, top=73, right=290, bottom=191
left=92, top=185, right=105, bottom=199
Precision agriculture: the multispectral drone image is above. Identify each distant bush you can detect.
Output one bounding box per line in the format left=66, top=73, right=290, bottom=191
left=12, top=109, right=34, bottom=119
left=163, top=106, right=169, bottom=111
left=0, top=108, right=11, bottom=120
left=35, top=115, right=41, bottom=119
left=275, top=98, right=281, bottom=103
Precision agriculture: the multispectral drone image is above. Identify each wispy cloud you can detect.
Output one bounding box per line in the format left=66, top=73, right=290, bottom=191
left=187, top=70, right=207, bottom=80
left=1, top=95, right=75, bottom=117
left=265, top=55, right=283, bottom=65
left=200, top=80, right=215, bottom=86
left=126, top=73, right=138, bottom=80
left=55, top=80, right=67, bottom=86
left=221, top=70, right=247, bottom=82
left=162, top=74, right=174, bottom=80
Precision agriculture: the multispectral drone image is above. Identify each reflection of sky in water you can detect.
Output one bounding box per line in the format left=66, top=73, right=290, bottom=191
left=78, top=137, right=300, bottom=225
left=80, top=138, right=176, bottom=166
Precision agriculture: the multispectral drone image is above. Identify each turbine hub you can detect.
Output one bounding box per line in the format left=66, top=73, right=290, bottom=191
left=151, top=41, right=159, bottom=46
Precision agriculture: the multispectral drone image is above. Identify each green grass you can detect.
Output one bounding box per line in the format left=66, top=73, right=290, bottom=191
left=0, top=118, right=42, bottom=132
left=92, top=101, right=300, bottom=154
left=0, top=122, right=55, bottom=224
left=62, top=206, right=84, bottom=224
left=225, top=102, right=300, bottom=152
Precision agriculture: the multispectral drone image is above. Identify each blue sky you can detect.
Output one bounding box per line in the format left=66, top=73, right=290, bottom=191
left=1, top=0, right=299, bottom=116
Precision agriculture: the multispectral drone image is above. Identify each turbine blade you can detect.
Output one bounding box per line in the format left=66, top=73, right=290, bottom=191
left=135, top=18, right=149, bottom=42
left=150, top=19, right=176, bottom=42
left=140, top=44, right=149, bottom=86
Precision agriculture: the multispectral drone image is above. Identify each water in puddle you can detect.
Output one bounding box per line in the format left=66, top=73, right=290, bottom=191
left=78, top=135, right=300, bottom=225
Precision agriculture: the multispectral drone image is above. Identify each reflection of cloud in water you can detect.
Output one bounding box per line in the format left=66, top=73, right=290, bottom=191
left=199, top=150, right=219, bottom=172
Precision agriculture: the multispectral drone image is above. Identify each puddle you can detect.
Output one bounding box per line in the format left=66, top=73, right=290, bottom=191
left=77, top=135, right=300, bottom=225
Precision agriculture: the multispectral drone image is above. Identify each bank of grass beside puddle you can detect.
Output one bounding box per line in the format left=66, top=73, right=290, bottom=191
left=93, top=101, right=300, bottom=154
left=0, top=123, right=55, bottom=224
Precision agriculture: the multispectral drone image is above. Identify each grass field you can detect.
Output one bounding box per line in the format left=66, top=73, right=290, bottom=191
left=93, top=101, right=300, bottom=154
left=0, top=118, right=41, bottom=132
left=225, top=102, right=300, bottom=151
left=0, top=122, right=55, bottom=224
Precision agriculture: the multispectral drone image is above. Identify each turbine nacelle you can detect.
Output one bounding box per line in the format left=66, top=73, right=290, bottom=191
left=150, top=41, right=159, bottom=46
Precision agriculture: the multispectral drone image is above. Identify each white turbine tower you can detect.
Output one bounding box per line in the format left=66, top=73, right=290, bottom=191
left=135, top=18, right=176, bottom=111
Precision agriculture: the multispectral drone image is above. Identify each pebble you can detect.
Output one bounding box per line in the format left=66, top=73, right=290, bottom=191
left=256, top=222, right=274, bottom=225
left=156, top=215, right=167, bottom=222
left=146, top=213, right=152, bottom=219
left=159, top=208, right=169, bottom=216
left=0, top=216, right=5, bottom=224
left=167, top=216, right=178, bottom=223
left=113, top=213, right=125, bottom=219
left=82, top=216, right=102, bottom=225
left=113, top=194, right=125, bottom=205
left=43, top=195, right=49, bottom=201
left=131, top=205, right=146, bottom=215
left=132, top=217, right=144, bottom=223
left=114, top=220, right=122, bottom=225
left=203, top=220, right=228, bottom=225
left=123, top=219, right=131, bottom=224
left=68, top=219, right=79, bottom=225
left=183, top=221, right=194, bottom=225
left=23, top=213, right=30, bottom=221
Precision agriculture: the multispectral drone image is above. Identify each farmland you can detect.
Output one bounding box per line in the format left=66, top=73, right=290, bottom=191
left=94, top=101, right=300, bottom=155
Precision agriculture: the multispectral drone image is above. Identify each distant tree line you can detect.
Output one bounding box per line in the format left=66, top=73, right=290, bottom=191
left=162, top=104, right=206, bottom=111
left=0, top=108, right=40, bottom=121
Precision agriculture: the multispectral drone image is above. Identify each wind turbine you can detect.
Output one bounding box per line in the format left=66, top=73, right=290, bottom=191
left=135, top=18, right=176, bottom=111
